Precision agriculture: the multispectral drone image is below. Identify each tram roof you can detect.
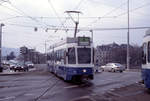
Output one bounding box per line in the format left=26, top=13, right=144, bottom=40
left=144, top=29, right=150, bottom=37
left=49, top=37, right=92, bottom=49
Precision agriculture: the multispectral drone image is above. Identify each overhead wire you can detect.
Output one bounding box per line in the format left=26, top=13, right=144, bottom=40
left=8, top=2, right=46, bottom=26
left=0, top=0, right=67, bottom=33
left=115, top=2, right=150, bottom=18
left=0, top=16, right=20, bottom=21
left=0, top=0, right=9, bottom=4
left=47, top=0, right=70, bottom=42
left=2, top=1, right=150, bottom=32
left=48, top=0, right=68, bottom=31
left=73, top=0, right=85, bottom=10
left=0, top=4, right=24, bottom=16
left=86, top=1, right=127, bottom=27
left=6, top=22, right=150, bottom=31
left=3, top=1, right=57, bottom=31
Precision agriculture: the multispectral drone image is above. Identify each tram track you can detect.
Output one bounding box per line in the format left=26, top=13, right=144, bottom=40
left=34, top=79, right=60, bottom=101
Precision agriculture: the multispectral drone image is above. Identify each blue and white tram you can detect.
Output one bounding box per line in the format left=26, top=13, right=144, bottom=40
left=142, top=31, right=150, bottom=89
left=47, top=36, right=94, bottom=81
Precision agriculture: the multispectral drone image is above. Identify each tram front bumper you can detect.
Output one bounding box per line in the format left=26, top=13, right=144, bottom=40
left=142, top=69, right=150, bottom=89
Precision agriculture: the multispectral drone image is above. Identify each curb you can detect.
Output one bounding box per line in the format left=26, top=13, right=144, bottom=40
left=0, top=72, right=26, bottom=76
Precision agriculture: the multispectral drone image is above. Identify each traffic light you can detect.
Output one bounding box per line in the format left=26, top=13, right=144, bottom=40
left=20, top=46, right=28, bottom=54
left=34, top=27, right=38, bottom=32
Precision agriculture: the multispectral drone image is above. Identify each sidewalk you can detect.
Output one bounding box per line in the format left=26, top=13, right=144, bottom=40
left=125, top=69, right=141, bottom=72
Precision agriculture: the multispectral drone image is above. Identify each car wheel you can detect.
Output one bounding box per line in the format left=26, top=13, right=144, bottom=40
left=147, top=88, right=150, bottom=93
left=120, top=70, right=123, bottom=73
left=111, top=68, right=115, bottom=72
left=101, top=68, right=104, bottom=71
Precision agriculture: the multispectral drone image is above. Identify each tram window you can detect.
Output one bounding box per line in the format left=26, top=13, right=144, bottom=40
left=78, top=48, right=91, bottom=64
left=68, top=48, right=76, bottom=64
left=148, top=42, right=150, bottom=63
left=53, top=49, right=66, bottom=64
left=93, top=48, right=95, bottom=64
left=142, top=43, right=146, bottom=64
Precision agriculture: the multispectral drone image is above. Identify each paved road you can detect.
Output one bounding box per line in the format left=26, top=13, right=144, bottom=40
left=0, top=71, right=141, bottom=101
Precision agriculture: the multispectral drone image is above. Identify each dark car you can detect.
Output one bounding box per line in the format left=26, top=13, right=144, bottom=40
left=13, top=64, right=29, bottom=72
left=0, top=67, right=3, bottom=72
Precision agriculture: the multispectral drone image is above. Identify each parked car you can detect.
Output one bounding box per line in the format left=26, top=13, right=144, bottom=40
left=9, top=63, right=16, bottom=70
left=100, top=63, right=125, bottom=72
left=25, top=61, right=34, bottom=68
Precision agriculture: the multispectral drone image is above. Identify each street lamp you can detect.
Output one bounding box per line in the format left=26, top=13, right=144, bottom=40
left=0, top=23, right=5, bottom=72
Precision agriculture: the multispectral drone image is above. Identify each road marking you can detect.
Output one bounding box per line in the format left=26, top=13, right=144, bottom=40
left=110, top=88, right=115, bottom=91
left=24, top=93, right=34, bottom=96
left=64, top=85, right=78, bottom=89
left=71, top=95, right=95, bottom=101
left=0, top=96, right=15, bottom=100
left=107, top=91, right=122, bottom=97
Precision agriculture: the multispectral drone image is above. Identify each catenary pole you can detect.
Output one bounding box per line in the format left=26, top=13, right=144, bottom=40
left=127, top=0, right=130, bottom=70
left=0, top=23, right=4, bottom=72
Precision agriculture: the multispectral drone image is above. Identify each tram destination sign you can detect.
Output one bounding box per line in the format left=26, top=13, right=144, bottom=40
left=78, top=37, right=90, bottom=46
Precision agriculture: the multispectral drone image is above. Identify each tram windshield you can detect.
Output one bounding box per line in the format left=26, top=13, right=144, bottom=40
left=68, top=48, right=76, bottom=64
left=78, top=48, right=91, bottom=64
left=142, top=43, right=147, bottom=64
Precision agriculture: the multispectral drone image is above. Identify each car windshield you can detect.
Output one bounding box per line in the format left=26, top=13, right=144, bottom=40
left=77, top=48, right=91, bottom=64
left=25, top=61, right=33, bottom=64
left=106, top=63, right=111, bottom=66
left=114, top=63, right=122, bottom=66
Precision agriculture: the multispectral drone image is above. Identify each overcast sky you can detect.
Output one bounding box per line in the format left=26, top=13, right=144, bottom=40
left=0, top=0, right=150, bottom=52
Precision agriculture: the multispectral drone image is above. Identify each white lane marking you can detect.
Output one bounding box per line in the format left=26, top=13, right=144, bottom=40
left=107, top=91, right=122, bottom=97
left=24, top=93, right=34, bottom=96
left=0, top=96, right=15, bottom=100
left=110, top=88, right=115, bottom=91
left=64, top=85, right=78, bottom=89
left=72, top=95, right=96, bottom=101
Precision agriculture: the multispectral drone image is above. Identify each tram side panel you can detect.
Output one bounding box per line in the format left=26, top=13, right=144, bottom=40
left=142, top=36, right=150, bottom=89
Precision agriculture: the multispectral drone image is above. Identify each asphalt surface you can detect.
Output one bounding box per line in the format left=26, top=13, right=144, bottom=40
left=0, top=70, right=142, bottom=101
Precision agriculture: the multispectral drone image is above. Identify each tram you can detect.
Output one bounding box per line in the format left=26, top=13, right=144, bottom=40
left=47, top=36, right=94, bottom=81
left=142, top=29, right=150, bottom=89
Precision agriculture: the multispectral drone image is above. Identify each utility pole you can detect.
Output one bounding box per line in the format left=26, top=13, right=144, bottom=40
left=0, top=23, right=4, bottom=72
left=127, top=0, right=130, bottom=70
left=45, top=41, right=47, bottom=63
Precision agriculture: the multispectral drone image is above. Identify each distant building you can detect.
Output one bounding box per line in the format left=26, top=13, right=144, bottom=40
left=95, top=42, right=120, bottom=66
left=19, top=46, right=46, bottom=64
left=95, top=42, right=142, bottom=68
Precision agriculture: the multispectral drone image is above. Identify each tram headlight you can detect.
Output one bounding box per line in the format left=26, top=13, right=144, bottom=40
left=83, top=69, right=86, bottom=73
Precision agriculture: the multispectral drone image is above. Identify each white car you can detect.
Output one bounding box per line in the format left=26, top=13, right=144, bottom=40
left=25, top=61, right=34, bottom=68
left=100, top=63, right=125, bottom=72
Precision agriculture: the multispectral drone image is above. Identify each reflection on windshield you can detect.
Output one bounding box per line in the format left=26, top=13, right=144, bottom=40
left=68, top=48, right=76, bottom=64
left=78, top=48, right=91, bottom=64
